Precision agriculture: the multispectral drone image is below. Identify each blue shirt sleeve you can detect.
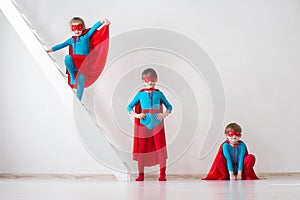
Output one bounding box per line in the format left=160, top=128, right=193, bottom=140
left=160, top=92, right=173, bottom=112
left=51, top=38, right=72, bottom=52
left=127, top=93, right=140, bottom=113
left=222, top=143, right=234, bottom=172
left=87, top=21, right=102, bottom=37
left=238, top=142, right=246, bottom=171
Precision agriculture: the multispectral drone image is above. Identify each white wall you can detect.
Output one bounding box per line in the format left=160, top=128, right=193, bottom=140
left=1, top=0, right=300, bottom=174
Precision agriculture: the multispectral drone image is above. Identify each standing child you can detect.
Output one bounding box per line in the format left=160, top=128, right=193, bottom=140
left=202, top=122, right=259, bottom=180
left=47, top=17, right=110, bottom=100
left=127, top=68, right=173, bottom=181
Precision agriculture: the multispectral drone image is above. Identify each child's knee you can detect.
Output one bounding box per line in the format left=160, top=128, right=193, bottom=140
left=65, top=55, right=72, bottom=60
left=244, top=154, right=256, bottom=166
left=245, top=154, right=256, bottom=161
left=64, top=55, right=73, bottom=64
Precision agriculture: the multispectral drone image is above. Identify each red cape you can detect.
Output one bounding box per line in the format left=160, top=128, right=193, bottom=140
left=202, top=140, right=259, bottom=180
left=133, top=89, right=168, bottom=167
left=68, top=24, right=109, bottom=88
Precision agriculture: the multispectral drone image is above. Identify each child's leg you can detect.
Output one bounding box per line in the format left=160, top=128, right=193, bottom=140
left=64, top=55, right=77, bottom=85
left=76, top=72, right=86, bottom=101
left=159, top=159, right=167, bottom=181
left=243, top=154, right=259, bottom=180
left=136, top=160, right=144, bottom=181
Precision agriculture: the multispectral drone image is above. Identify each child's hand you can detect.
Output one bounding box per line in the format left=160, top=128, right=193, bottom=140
left=156, top=113, right=165, bottom=121
left=136, top=113, right=146, bottom=119
left=129, top=111, right=145, bottom=119
left=230, top=175, right=237, bottom=181
left=102, top=18, right=111, bottom=25
left=237, top=171, right=242, bottom=180
left=229, top=171, right=236, bottom=181
left=46, top=49, right=52, bottom=53
left=157, top=110, right=171, bottom=120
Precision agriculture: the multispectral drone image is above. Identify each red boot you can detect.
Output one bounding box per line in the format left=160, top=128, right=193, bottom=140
left=136, top=161, right=145, bottom=181
left=135, top=173, right=144, bottom=181
left=159, top=167, right=167, bottom=181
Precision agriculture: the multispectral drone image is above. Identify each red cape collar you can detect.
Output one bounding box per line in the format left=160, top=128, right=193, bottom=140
left=72, top=28, right=90, bottom=42
left=140, top=88, right=159, bottom=92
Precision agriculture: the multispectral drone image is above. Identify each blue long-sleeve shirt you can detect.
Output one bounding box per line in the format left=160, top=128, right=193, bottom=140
left=222, top=141, right=246, bottom=175
left=127, top=89, right=172, bottom=130
left=51, top=21, right=102, bottom=55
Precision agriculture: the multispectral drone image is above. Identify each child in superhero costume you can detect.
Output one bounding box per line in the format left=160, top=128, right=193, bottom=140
left=127, top=68, right=173, bottom=181
left=47, top=17, right=110, bottom=100
left=202, top=122, right=259, bottom=180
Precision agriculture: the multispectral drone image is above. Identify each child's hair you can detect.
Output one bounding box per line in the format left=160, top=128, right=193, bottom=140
left=225, top=122, right=242, bottom=134
left=141, top=68, right=158, bottom=80
left=70, top=17, right=86, bottom=29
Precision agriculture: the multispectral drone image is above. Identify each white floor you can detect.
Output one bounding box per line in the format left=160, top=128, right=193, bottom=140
left=0, top=176, right=299, bottom=200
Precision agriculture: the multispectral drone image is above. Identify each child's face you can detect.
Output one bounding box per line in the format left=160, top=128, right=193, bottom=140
left=71, top=23, right=83, bottom=36
left=226, top=131, right=241, bottom=145
left=143, top=76, right=157, bottom=89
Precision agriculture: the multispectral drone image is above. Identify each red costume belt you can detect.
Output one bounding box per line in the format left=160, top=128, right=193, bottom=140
left=142, top=109, right=161, bottom=113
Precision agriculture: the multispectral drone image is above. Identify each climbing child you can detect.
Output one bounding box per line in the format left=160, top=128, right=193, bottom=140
left=47, top=17, right=110, bottom=100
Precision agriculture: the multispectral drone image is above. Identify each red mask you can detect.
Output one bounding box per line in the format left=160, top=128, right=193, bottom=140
left=143, top=76, right=157, bottom=83
left=71, top=24, right=83, bottom=31
left=227, top=131, right=241, bottom=137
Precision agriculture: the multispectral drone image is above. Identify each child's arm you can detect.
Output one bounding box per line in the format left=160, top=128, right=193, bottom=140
left=127, top=92, right=145, bottom=119
left=237, top=142, right=247, bottom=180
left=237, top=171, right=242, bottom=180
left=157, top=110, right=171, bottom=121
left=157, top=92, right=172, bottom=121
left=222, top=143, right=236, bottom=180
left=87, top=21, right=103, bottom=37
left=129, top=111, right=145, bottom=119
left=48, top=38, right=72, bottom=53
